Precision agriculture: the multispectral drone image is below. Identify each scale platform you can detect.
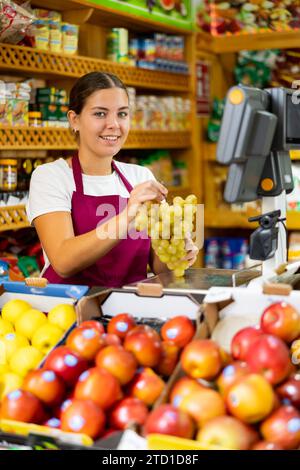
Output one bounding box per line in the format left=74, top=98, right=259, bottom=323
left=124, top=267, right=262, bottom=295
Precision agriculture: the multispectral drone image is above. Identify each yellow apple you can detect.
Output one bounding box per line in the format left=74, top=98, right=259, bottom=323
left=1, top=299, right=31, bottom=324
left=0, top=318, right=14, bottom=335
left=0, top=372, right=23, bottom=400
left=1, top=333, right=29, bottom=361
left=48, top=304, right=76, bottom=331
left=15, top=309, right=47, bottom=340
left=9, top=346, right=43, bottom=377
left=0, top=363, right=10, bottom=376
left=32, top=323, right=64, bottom=355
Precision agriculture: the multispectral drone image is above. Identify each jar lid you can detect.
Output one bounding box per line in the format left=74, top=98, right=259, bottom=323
left=29, top=111, right=42, bottom=118
left=0, top=159, right=18, bottom=165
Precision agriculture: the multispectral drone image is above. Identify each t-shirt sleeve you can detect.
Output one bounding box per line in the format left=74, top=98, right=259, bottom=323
left=142, top=167, right=157, bottom=182
left=26, top=163, right=72, bottom=225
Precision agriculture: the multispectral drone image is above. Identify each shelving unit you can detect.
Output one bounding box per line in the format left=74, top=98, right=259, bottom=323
left=0, top=205, right=30, bottom=232
left=197, top=27, right=300, bottom=266
left=0, top=44, right=189, bottom=92
left=0, top=127, right=191, bottom=151
left=197, top=29, right=300, bottom=54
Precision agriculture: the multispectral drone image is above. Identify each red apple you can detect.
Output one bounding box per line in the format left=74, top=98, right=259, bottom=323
left=1, top=389, right=44, bottom=424
left=260, top=302, right=300, bottom=343
left=179, top=388, right=226, bottom=428
left=277, top=376, right=300, bottom=408
left=245, top=335, right=290, bottom=385
left=43, top=346, right=88, bottom=387
left=161, top=316, right=195, bottom=349
left=144, top=404, right=194, bottom=439
left=180, top=339, right=222, bottom=380
left=231, top=326, right=263, bottom=361
left=251, top=440, right=283, bottom=450
left=155, top=341, right=179, bottom=377
left=109, top=397, right=148, bottom=430
left=66, top=327, right=105, bottom=361
left=260, top=405, right=300, bottom=450
left=95, top=345, right=137, bottom=385
left=169, top=376, right=207, bottom=408
left=216, top=361, right=250, bottom=398
left=124, top=326, right=162, bottom=367
left=196, top=416, right=258, bottom=450
left=74, top=367, right=121, bottom=410
left=107, top=313, right=136, bottom=340
left=78, top=320, right=105, bottom=335
left=127, top=367, right=165, bottom=406
left=61, top=398, right=105, bottom=439
left=226, top=374, right=275, bottom=423
left=102, top=333, right=122, bottom=346
left=22, top=369, right=65, bottom=407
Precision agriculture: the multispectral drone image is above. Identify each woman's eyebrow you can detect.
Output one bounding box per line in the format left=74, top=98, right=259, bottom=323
left=91, top=106, right=129, bottom=110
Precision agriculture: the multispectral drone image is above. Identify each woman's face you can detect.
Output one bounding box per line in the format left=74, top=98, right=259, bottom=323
left=74, top=87, right=130, bottom=157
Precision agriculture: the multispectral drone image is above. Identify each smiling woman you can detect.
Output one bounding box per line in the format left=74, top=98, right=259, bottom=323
left=26, top=71, right=170, bottom=287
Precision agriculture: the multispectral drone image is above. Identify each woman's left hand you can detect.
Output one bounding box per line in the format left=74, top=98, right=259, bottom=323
left=182, top=233, right=199, bottom=267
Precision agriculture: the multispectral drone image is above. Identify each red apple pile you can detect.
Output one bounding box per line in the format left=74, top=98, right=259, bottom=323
left=0, top=313, right=196, bottom=440
left=143, top=301, right=300, bottom=450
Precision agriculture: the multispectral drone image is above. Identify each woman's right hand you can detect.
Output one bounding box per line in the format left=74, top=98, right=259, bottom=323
left=127, top=180, right=168, bottom=220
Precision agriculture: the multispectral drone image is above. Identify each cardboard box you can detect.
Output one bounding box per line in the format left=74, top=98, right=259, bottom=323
left=76, top=284, right=204, bottom=326
left=202, top=283, right=300, bottom=352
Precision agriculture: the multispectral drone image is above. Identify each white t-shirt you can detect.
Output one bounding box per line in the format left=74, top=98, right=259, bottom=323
left=27, top=158, right=156, bottom=224
left=26, top=158, right=156, bottom=274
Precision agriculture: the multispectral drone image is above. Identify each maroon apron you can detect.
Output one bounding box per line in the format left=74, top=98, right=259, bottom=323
left=44, top=154, right=151, bottom=287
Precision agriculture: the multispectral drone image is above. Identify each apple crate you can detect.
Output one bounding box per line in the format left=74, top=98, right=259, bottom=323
left=144, top=284, right=299, bottom=451
left=202, top=282, right=300, bottom=352
left=76, top=283, right=205, bottom=330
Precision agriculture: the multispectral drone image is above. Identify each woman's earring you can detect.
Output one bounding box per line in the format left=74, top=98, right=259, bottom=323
left=72, top=128, right=78, bottom=134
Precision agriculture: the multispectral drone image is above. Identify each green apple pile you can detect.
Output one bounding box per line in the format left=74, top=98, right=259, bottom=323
left=0, top=299, right=76, bottom=399
left=135, top=194, right=198, bottom=278
left=143, top=301, right=300, bottom=450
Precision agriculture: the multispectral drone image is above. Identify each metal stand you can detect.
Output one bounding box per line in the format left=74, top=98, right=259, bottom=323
left=261, top=192, right=287, bottom=278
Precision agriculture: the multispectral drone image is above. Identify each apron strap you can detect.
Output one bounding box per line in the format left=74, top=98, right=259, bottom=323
left=112, top=160, right=133, bottom=193
left=72, top=155, right=133, bottom=195
left=71, top=154, right=84, bottom=195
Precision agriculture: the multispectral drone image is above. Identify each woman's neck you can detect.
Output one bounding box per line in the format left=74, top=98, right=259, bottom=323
left=78, top=147, right=114, bottom=176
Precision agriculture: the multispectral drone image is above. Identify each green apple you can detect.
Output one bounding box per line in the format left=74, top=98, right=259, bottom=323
left=48, top=304, right=76, bottom=331
left=1, top=299, right=31, bottom=324
left=15, top=309, right=47, bottom=340
left=32, top=323, right=64, bottom=355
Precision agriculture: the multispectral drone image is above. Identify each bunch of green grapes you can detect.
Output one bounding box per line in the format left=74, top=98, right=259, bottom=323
left=135, top=194, right=198, bottom=278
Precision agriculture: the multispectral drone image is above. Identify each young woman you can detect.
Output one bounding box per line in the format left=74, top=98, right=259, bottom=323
left=27, top=72, right=198, bottom=287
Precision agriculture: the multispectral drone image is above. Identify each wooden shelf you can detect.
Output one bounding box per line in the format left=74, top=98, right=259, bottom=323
left=0, top=205, right=30, bottom=232
left=204, top=142, right=217, bottom=161
left=197, top=29, right=300, bottom=54
left=31, top=0, right=193, bottom=35
left=205, top=209, right=300, bottom=230
left=0, top=43, right=189, bottom=92
left=0, top=127, right=191, bottom=150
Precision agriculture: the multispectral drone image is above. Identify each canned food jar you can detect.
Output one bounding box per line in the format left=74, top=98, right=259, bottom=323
left=29, top=111, right=42, bottom=127
left=0, top=159, right=18, bottom=191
